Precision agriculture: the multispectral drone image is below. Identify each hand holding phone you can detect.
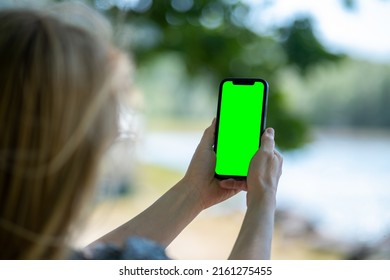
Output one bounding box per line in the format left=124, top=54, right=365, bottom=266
left=214, top=78, right=268, bottom=179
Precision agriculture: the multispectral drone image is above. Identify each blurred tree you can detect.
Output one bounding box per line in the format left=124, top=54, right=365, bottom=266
left=278, top=17, right=343, bottom=74
left=79, top=0, right=345, bottom=149
left=287, top=59, right=390, bottom=128
left=342, top=0, right=357, bottom=10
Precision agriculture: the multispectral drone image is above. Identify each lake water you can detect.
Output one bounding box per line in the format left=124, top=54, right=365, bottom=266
left=139, top=128, right=390, bottom=244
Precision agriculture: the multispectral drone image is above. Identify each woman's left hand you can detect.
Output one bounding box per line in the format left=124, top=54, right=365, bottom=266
left=182, top=119, right=246, bottom=210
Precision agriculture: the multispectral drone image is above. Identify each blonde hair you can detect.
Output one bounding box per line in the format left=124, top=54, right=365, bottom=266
left=0, top=7, right=125, bottom=259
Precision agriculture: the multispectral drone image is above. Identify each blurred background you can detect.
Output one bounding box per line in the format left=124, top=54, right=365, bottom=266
left=4, top=0, right=389, bottom=259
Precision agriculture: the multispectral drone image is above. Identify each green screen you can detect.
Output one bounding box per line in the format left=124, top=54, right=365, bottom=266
left=215, top=80, right=265, bottom=177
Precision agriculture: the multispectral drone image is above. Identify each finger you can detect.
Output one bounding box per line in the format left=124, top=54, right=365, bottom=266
left=220, top=179, right=247, bottom=191
left=273, top=149, right=283, bottom=178
left=260, top=127, right=275, bottom=153
left=274, top=149, right=283, bottom=160
left=198, top=118, right=216, bottom=150
left=273, top=149, right=284, bottom=168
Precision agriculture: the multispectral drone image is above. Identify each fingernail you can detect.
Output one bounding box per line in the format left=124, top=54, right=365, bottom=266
left=266, top=128, right=274, bottom=137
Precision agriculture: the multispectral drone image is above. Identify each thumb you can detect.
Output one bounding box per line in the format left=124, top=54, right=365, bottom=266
left=260, top=128, right=275, bottom=153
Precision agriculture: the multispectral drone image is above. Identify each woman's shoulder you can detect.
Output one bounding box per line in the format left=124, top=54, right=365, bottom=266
left=71, top=236, right=170, bottom=260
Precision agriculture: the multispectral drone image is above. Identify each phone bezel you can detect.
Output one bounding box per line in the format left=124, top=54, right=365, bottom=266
left=214, top=77, right=269, bottom=180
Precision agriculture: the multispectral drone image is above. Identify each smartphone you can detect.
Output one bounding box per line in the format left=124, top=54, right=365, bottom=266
left=214, top=78, right=268, bottom=179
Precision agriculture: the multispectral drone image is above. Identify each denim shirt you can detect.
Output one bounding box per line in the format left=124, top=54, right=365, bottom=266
left=71, top=237, right=170, bottom=260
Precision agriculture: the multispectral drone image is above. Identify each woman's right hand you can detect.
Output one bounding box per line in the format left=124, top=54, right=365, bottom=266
left=229, top=128, right=283, bottom=259
left=246, top=128, right=283, bottom=208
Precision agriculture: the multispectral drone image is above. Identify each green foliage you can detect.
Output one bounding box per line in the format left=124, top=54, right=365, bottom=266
left=279, top=58, right=390, bottom=128
left=113, top=0, right=285, bottom=80
left=279, top=17, right=343, bottom=74
left=266, top=89, right=311, bottom=149
left=85, top=0, right=345, bottom=149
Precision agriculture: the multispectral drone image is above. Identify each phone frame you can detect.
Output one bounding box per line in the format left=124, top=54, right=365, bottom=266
left=214, top=77, right=269, bottom=180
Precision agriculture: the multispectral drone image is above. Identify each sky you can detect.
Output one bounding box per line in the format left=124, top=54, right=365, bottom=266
left=250, top=0, right=390, bottom=62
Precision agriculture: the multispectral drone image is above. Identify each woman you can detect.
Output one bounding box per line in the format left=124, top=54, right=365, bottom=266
left=0, top=5, right=283, bottom=260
